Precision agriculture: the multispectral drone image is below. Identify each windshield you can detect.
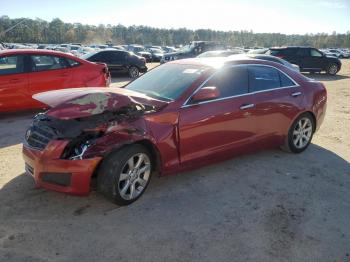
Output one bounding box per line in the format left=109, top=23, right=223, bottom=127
left=125, top=64, right=208, bottom=101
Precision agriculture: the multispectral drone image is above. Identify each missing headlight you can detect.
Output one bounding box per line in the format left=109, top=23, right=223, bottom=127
left=61, top=132, right=102, bottom=160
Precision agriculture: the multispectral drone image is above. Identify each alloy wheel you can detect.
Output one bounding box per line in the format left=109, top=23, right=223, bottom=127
left=129, top=67, right=139, bottom=78
left=118, top=153, right=151, bottom=200
left=328, top=64, right=338, bottom=75
left=292, top=117, right=313, bottom=149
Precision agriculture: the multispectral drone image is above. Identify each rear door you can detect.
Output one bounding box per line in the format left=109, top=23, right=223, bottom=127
left=28, top=54, right=73, bottom=100
left=247, top=65, right=303, bottom=145
left=109, top=51, right=126, bottom=72
left=179, top=66, right=256, bottom=164
left=0, top=54, right=29, bottom=111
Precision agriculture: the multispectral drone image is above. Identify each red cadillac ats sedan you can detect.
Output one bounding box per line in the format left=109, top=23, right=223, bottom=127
left=0, top=49, right=110, bottom=112
left=22, top=57, right=327, bottom=205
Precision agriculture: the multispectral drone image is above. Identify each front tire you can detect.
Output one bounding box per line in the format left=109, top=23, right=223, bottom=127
left=282, top=113, right=315, bottom=153
left=128, top=66, right=140, bottom=78
left=97, top=144, right=152, bottom=205
left=327, top=63, right=339, bottom=75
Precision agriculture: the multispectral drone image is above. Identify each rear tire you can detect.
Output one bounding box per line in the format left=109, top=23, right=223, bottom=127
left=97, top=144, right=152, bottom=205
left=281, top=113, right=315, bottom=154
left=128, top=66, right=140, bottom=78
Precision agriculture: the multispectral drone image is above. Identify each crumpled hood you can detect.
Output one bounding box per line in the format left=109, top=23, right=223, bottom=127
left=33, top=87, right=168, bottom=120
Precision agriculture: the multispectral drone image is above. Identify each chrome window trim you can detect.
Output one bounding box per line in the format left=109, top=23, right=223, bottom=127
left=181, top=63, right=300, bottom=108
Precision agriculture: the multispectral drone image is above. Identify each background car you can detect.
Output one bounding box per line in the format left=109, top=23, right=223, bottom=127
left=0, top=49, right=110, bottom=112
left=127, top=45, right=152, bottom=62
left=23, top=57, right=327, bottom=205
left=82, top=49, right=147, bottom=78
left=162, top=46, right=177, bottom=53
left=146, top=47, right=164, bottom=62
left=161, top=41, right=225, bottom=63
left=267, top=46, right=341, bottom=75
left=327, top=49, right=350, bottom=58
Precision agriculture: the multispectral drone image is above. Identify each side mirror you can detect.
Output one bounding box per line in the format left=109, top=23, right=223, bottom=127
left=191, top=86, right=220, bottom=103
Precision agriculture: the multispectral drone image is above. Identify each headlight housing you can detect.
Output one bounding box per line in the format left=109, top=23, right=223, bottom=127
left=61, top=131, right=103, bottom=160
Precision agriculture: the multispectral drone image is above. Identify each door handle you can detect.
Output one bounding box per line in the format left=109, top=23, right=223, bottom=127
left=291, top=92, right=302, bottom=97
left=240, top=103, right=255, bottom=110
left=59, top=73, right=69, bottom=77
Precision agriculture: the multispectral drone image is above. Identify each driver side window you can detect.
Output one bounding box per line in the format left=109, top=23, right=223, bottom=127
left=202, top=67, right=248, bottom=98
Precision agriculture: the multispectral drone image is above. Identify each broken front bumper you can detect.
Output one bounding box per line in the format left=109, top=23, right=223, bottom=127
left=22, top=140, right=102, bottom=196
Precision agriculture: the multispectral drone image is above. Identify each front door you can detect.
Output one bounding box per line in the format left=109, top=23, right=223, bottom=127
left=0, top=54, right=29, bottom=111
left=179, top=66, right=256, bottom=164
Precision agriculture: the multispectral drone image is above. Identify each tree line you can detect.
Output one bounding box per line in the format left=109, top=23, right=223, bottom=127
left=1, top=16, right=350, bottom=48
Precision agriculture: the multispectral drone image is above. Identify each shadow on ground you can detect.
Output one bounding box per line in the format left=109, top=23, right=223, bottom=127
left=0, top=110, right=42, bottom=148
left=303, top=72, right=350, bottom=81
left=1, top=144, right=350, bottom=261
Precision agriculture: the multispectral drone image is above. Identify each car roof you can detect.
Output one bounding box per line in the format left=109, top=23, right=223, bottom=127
left=169, top=57, right=287, bottom=69
left=0, top=49, right=75, bottom=56
left=0, top=49, right=88, bottom=63
left=270, top=46, right=312, bottom=50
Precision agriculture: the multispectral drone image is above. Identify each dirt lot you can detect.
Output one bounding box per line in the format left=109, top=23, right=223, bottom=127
left=0, top=61, right=350, bottom=262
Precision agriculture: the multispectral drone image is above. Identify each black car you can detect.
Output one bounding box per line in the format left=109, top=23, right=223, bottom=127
left=146, top=48, right=164, bottom=62
left=161, top=41, right=225, bottom=63
left=82, top=50, right=148, bottom=78
left=267, top=46, right=341, bottom=75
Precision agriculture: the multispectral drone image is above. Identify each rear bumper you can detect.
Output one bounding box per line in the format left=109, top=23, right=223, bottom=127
left=22, top=141, right=102, bottom=196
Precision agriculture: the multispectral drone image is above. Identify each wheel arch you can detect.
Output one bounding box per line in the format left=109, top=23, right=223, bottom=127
left=135, top=139, right=162, bottom=175
left=92, top=139, right=162, bottom=179
left=291, top=110, right=317, bottom=132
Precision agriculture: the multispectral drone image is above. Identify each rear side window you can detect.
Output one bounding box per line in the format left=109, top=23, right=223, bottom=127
left=296, top=48, right=310, bottom=57
left=93, top=52, right=111, bottom=62
left=268, top=48, right=295, bottom=56
left=269, top=49, right=284, bottom=56
left=66, top=58, right=80, bottom=67
left=110, top=51, right=126, bottom=62
left=248, top=66, right=295, bottom=92
left=0, top=55, right=25, bottom=75
left=31, top=55, right=69, bottom=72
left=203, top=67, right=248, bottom=98
left=249, top=66, right=280, bottom=92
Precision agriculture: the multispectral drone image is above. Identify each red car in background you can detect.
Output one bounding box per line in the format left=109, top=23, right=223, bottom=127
left=23, top=57, right=327, bottom=205
left=0, top=49, right=110, bottom=112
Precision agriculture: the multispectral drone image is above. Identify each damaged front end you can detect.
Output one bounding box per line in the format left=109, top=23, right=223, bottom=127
left=23, top=88, right=165, bottom=195
left=25, top=100, right=153, bottom=160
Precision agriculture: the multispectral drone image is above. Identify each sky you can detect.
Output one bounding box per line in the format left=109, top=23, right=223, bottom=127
left=1, top=0, right=350, bottom=34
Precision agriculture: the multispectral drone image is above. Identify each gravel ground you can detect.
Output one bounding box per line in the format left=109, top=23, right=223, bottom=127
left=0, top=61, right=350, bottom=262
